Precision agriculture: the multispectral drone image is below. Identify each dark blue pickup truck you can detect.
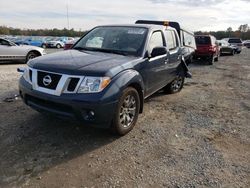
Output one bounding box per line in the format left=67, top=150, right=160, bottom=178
left=19, top=22, right=191, bottom=135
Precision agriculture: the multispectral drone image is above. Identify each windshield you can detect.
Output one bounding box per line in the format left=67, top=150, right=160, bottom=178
left=228, top=38, right=242, bottom=43
left=195, top=36, right=211, bottom=45
left=74, top=26, right=148, bottom=56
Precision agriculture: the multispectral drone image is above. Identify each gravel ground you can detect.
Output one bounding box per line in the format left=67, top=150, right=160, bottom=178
left=0, top=49, right=249, bottom=188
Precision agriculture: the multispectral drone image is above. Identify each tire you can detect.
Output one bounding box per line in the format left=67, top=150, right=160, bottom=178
left=26, top=51, right=39, bottom=63
left=164, top=75, right=185, bottom=94
left=209, top=56, right=214, bottom=65
left=111, top=87, right=140, bottom=135
left=56, top=44, right=61, bottom=49
left=41, top=44, right=46, bottom=49
left=214, top=53, right=219, bottom=62
left=231, top=50, right=235, bottom=56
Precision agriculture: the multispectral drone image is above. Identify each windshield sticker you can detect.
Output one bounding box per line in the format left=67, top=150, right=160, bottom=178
left=127, top=29, right=145, bottom=35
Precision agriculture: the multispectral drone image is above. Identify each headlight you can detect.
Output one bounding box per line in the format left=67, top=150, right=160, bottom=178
left=23, top=68, right=31, bottom=83
left=77, top=77, right=111, bottom=93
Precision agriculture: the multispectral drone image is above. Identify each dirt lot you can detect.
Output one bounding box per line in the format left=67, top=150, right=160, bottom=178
left=0, top=49, right=249, bottom=188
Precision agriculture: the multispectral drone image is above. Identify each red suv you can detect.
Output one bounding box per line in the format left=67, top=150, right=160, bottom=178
left=194, top=35, right=220, bottom=65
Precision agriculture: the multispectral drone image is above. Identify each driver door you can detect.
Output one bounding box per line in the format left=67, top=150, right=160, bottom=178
left=0, top=39, right=25, bottom=60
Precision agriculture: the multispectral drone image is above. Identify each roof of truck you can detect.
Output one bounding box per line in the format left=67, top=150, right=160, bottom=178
left=95, top=24, right=172, bottom=31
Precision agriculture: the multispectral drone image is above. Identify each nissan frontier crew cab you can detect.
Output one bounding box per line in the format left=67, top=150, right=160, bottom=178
left=19, top=22, right=190, bottom=135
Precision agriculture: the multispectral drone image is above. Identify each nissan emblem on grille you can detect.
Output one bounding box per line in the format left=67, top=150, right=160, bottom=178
left=43, top=75, right=52, bottom=86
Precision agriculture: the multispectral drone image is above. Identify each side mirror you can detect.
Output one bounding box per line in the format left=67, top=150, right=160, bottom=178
left=151, top=47, right=167, bottom=58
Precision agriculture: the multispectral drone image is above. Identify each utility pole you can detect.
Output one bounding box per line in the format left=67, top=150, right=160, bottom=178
left=66, top=0, right=69, bottom=30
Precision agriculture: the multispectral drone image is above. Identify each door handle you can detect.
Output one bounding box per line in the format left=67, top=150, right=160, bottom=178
left=165, top=59, right=169, bottom=64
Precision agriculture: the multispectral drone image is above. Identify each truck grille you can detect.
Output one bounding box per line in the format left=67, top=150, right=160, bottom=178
left=37, top=71, right=62, bottom=90
left=67, top=78, right=80, bottom=92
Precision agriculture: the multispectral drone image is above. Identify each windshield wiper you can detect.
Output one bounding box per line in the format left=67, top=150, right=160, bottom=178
left=73, top=47, right=130, bottom=56
left=87, top=48, right=129, bottom=56
left=73, top=46, right=85, bottom=50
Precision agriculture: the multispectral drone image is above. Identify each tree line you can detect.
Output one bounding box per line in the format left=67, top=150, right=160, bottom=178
left=195, top=24, right=250, bottom=40
left=0, top=24, right=249, bottom=40
left=0, top=27, right=86, bottom=37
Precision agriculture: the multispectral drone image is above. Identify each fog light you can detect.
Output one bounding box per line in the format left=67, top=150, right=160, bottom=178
left=83, top=110, right=95, bottom=121
left=89, top=111, right=95, bottom=117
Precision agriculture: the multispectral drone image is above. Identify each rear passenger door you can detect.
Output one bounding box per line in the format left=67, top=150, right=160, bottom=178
left=165, top=29, right=181, bottom=81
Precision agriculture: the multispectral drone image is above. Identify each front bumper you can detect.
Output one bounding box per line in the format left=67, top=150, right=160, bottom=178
left=19, top=77, right=118, bottom=128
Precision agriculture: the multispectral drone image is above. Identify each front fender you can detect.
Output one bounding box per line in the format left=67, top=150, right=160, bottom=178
left=101, top=69, right=145, bottom=112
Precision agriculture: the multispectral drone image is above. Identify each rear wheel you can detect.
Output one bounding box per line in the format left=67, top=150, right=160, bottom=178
left=111, top=87, right=140, bottom=135
left=214, top=53, right=219, bottom=62
left=56, top=44, right=61, bottom=49
left=231, top=50, right=235, bottom=56
left=209, top=56, right=214, bottom=65
left=164, top=75, right=185, bottom=94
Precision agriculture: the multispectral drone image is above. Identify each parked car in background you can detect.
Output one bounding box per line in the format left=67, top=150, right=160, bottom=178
left=19, top=22, right=191, bottom=135
left=217, top=40, right=235, bottom=55
left=194, top=35, right=220, bottom=65
left=135, top=20, right=196, bottom=65
left=243, top=40, right=250, bottom=48
left=46, top=37, right=74, bottom=48
left=222, top=38, right=243, bottom=53
left=0, top=38, right=45, bottom=63
left=64, top=37, right=80, bottom=50
left=14, top=37, right=46, bottom=48
left=46, top=37, right=65, bottom=48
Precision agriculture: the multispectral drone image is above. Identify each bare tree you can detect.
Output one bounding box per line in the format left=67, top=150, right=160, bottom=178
left=227, top=27, right=233, bottom=37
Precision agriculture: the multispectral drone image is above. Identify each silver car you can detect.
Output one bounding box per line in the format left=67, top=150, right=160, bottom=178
left=222, top=38, right=243, bottom=54
left=0, top=38, right=45, bottom=63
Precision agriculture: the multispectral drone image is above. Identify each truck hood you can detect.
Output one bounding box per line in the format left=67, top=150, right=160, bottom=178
left=28, top=49, right=141, bottom=77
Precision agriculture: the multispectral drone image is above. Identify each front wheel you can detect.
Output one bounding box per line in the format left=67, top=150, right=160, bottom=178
left=164, top=75, right=185, bottom=94
left=41, top=44, right=46, bottom=49
left=26, top=51, right=39, bottom=63
left=111, top=87, right=140, bottom=135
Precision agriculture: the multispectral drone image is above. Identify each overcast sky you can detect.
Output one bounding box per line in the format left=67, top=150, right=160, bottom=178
left=0, top=0, right=249, bottom=31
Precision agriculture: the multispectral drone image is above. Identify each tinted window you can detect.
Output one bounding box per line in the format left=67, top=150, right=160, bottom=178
left=165, top=30, right=177, bottom=50
left=148, top=31, right=164, bottom=53
left=195, top=36, right=211, bottom=45
left=0, top=39, right=10, bottom=46
left=228, top=38, right=242, bottom=43
left=74, top=26, right=148, bottom=56
left=221, top=41, right=229, bottom=46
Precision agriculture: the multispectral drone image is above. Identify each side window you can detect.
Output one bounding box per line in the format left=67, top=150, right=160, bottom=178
left=0, top=39, right=10, bottom=46
left=165, top=30, right=177, bottom=50
left=183, top=31, right=196, bottom=48
left=148, top=31, right=164, bottom=53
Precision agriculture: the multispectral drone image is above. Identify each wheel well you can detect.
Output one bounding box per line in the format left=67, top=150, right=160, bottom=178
left=28, top=50, right=42, bottom=57
left=128, top=83, right=144, bottom=113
